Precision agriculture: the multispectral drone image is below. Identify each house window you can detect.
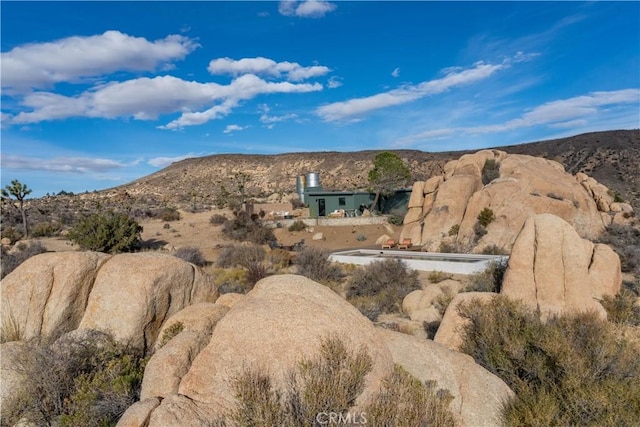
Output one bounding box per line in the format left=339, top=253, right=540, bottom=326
left=338, top=197, right=346, bottom=206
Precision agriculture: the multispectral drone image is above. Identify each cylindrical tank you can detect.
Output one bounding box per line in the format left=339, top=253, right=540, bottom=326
left=296, top=175, right=307, bottom=203
left=306, top=172, right=320, bottom=188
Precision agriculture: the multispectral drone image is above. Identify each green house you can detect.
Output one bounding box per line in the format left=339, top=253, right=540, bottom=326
left=305, top=190, right=377, bottom=217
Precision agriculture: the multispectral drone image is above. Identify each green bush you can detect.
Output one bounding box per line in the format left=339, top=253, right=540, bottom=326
left=157, top=322, right=185, bottom=348
left=481, top=159, right=500, bottom=185
left=31, top=221, right=62, bottom=237
left=448, top=224, right=460, bottom=236
left=477, top=208, right=495, bottom=228
left=346, top=259, right=420, bottom=321
left=294, top=247, right=344, bottom=285
left=459, top=296, right=640, bottom=426
left=287, top=220, right=307, bottom=232
left=3, top=330, right=145, bottom=427
left=67, top=211, right=142, bottom=253
left=387, top=214, right=403, bottom=226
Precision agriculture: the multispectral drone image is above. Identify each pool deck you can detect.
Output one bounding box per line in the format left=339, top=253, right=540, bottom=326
left=329, top=249, right=508, bottom=275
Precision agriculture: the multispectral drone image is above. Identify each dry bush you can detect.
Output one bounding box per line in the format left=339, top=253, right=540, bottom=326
left=266, top=249, right=293, bottom=271
left=210, top=213, right=228, bottom=225
left=215, top=244, right=270, bottom=289
left=159, top=207, right=181, bottom=222
left=2, top=330, right=145, bottom=427
left=601, top=287, right=640, bottom=326
left=346, top=259, right=420, bottom=321
left=481, top=159, right=500, bottom=185
left=465, top=260, right=507, bottom=293
left=213, top=267, right=251, bottom=295
left=458, top=296, right=640, bottom=426
left=365, top=365, right=455, bottom=427
left=428, top=270, right=452, bottom=283
left=596, top=223, right=640, bottom=274
left=293, top=247, right=344, bottom=285
left=1, top=240, right=47, bottom=279
left=221, top=211, right=275, bottom=245
left=31, top=221, right=62, bottom=238
left=287, top=220, right=306, bottom=232
left=173, top=246, right=207, bottom=267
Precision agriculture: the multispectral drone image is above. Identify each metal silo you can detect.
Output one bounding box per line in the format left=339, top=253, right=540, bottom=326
left=296, top=175, right=307, bottom=203
left=306, top=172, right=320, bottom=189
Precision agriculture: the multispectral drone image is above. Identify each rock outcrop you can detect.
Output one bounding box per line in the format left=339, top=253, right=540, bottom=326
left=402, top=279, right=462, bottom=324
left=400, top=150, right=632, bottom=252
left=501, top=214, right=620, bottom=320
left=1, top=252, right=217, bottom=350
left=379, top=329, right=514, bottom=427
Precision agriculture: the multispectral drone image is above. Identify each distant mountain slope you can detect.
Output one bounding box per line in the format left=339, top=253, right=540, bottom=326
left=117, top=129, right=638, bottom=210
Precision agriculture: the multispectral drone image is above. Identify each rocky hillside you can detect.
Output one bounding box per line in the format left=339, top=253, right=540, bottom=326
left=115, top=129, right=638, bottom=209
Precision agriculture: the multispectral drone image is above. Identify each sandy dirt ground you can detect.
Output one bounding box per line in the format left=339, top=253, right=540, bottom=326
left=35, top=205, right=404, bottom=265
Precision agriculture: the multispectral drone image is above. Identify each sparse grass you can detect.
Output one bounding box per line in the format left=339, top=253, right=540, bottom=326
left=0, top=311, right=24, bottom=343
left=214, top=267, right=252, bottom=295
left=458, top=296, right=640, bottom=426
left=346, top=259, right=421, bottom=321
left=216, top=244, right=270, bottom=288
left=266, top=248, right=293, bottom=271
left=601, top=288, right=640, bottom=326
left=596, top=223, right=640, bottom=274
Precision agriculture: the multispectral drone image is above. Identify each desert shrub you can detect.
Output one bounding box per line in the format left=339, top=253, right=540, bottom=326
left=159, top=207, right=181, bottom=222
left=459, top=297, right=640, bottom=426
left=288, top=220, right=307, bottom=232
left=294, top=247, right=344, bottom=285
left=1, top=311, right=24, bottom=343
left=157, top=322, right=185, bottom=349
left=290, top=197, right=305, bottom=210
left=266, top=248, right=292, bottom=270
left=477, top=208, right=495, bottom=228
left=481, top=159, right=500, bottom=185
left=601, top=288, right=640, bottom=326
left=67, top=211, right=142, bottom=253
left=1, top=241, right=47, bottom=279
left=448, top=224, right=460, bottom=236
left=217, top=244, right=266, bottom=269
left=229, top=336, right=372, bottom=426
left=1, top=226, right=23, bottom=244
left=173, top=246, right=207, bottom=266
left=481, top=244, right=508, bottom=255
left=3, top=330, right=145, bottom=427
left=210, top=213, right=228, bottom=225
left=366, top=365, right=455, bottom=427
left=222, top=211, right=275, bottom=245
left=596, top=223, right=640, bottom=274
left=387, top=214, right=403, bottom=226
left=473, top=222, right=487, bottom=241
left=613, top=192, right=624, bottom=203
left=465, top=259, right=507, bottom=293
left=31, top=221, right=61, bottom=237
left=439, top=241, right=464, bottom=253
left=346, top=259, right=420, bottom=321
left=356, top=233, right=367, bottom=241
left=428, top=270, right=452, bottom=284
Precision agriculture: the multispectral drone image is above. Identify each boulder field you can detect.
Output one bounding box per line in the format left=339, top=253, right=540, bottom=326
left=400, top=150, right=634, bottom=252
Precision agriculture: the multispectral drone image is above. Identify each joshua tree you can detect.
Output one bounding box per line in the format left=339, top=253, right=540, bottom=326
left=1, top=179, right=32, bottom=237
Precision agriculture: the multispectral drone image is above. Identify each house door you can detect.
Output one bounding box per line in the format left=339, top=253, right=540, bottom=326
left=318, top=199, right=326, bottom=217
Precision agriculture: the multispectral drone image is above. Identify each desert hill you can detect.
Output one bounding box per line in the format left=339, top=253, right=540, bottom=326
left=116, top=129, right=639, bottom=210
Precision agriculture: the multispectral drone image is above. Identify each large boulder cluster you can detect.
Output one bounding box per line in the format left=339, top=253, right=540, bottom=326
left=400, top=150, right=633, bottom=253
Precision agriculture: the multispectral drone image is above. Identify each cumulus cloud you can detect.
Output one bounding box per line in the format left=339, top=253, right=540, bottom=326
left=7, top=74, right=323, bottom=128
left=466, top=89, right=640, bottom=134
left=1, top=31, right=198, bottom=91
left=147, top=153, right=199, bottom=168
left=1, top=154, right=127, bottom=173
left=207, top=57, right=330, bottom=81
left=223, top=124, right=246, bottom=134
left=317, top=60, right=507, bottom=121
left=278, top=0, right=336, bottom=18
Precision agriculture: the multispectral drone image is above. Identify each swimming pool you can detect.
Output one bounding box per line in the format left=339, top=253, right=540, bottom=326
left=329, top=249, right=508, bottom=275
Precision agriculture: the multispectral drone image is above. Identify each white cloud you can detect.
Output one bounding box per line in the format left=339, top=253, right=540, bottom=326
left=1, top=154, right=127, bottom=173
left=317, top=60, right=507, bottom=121
left=223, top=124, right=246, bottom=134
left=207, top=57, right=330, bottom=82
left=466, top=89, right=640, bottom=134
left=1, top=31, right=198, bottom=91
left=393, top=129, right=456, bottom=147
left=8, top=74, right=323, bottom=128
left=392, top=68, right=400, bottom=78
left=279, top=0, right=336, bottom=18
left=147, top=153, right=199, bottom=168
left=327, top=76, right=343, bottom=89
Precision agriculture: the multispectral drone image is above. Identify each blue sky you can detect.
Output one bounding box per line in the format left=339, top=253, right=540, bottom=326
left=1, top=1, right=639, bottom=198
